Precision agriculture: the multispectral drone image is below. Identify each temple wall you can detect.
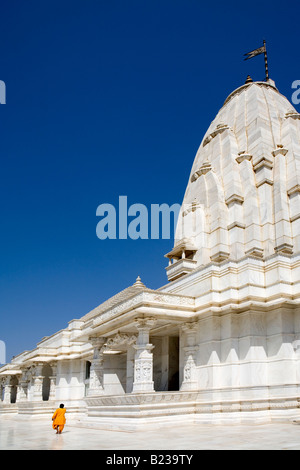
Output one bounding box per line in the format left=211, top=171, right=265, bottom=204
left=152, top=337, right=168, bottom=392
left=55, top=360, right=85, bottom=401
left=162, top=253, right=300, bottom=306
left=103, top=353, right=127, bottom=395
left=195, top=306, right=300, bottom=399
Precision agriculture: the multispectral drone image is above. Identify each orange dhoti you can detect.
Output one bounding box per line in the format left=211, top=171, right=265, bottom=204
left=52, top=422, right=64, bottom=432
left=52, top=407, right=66, bottom=433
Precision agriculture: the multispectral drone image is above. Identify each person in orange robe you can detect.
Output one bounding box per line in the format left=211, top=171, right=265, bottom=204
left=52, top=404, right=66, bottom=434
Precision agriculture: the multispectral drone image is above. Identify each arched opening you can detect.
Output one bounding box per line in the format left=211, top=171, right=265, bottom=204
left=42, top=364, right=52, bottom=401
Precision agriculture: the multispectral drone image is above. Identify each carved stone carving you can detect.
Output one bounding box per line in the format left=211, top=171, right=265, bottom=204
left=105, top=333, right=137, bottom=349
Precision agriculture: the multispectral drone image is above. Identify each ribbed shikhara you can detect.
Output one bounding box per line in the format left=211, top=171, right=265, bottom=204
left=170, top=80, right=300, bottom=271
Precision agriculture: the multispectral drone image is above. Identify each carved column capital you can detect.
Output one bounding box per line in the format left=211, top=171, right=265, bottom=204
left=181, top=321, right=198, bottom=332
left=89, top=336, right=106, bottom=349
left=134, top=317, right=156, bottom=330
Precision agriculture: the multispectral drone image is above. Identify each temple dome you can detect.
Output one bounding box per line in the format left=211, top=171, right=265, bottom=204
left=166, top=79, right=300, bottom=280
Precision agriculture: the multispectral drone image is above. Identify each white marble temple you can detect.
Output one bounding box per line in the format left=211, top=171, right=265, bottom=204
left=1, top=78, right=300, bottom=428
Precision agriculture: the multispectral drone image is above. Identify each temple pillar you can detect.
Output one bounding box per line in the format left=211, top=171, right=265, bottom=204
left=132, top=318, right=156, bottom=393
left=17, top=371, right=29, bottom=402
left=32, top=363, right=44, bottom=401
left=180, top=322, right=198, bottom=391
left=3, top=376, right=12, bottom=404
left=49, top=362, right=57, bottom=401
left=88, top=337, right=106, bottom=396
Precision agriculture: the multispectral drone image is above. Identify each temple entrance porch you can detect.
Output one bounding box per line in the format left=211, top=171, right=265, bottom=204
left=86, top=331, right=181, bottom=396
left=85, top=313, right=199, bottom=398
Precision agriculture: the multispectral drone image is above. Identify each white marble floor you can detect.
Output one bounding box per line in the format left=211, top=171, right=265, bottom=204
left=1, top=417, right=300, bottom=450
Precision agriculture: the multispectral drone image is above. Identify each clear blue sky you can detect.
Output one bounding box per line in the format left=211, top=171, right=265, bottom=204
left=1, top=0, right=299, bottom=362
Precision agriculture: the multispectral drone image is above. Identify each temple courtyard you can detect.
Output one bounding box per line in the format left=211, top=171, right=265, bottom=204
left=1, top=416, right=300, bottom=450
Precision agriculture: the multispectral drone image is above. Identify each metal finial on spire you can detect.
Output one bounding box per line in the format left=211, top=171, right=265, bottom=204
left=245, top=75, right=253, bottom=84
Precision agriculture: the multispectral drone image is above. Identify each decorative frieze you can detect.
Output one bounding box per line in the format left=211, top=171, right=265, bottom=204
left=92, top=290, right=194, bottom=327
left=105, top=333, right=137, bottom=350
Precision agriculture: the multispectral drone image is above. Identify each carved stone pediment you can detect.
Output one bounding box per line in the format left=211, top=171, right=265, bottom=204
left=105, top=333, right=137, bottom=351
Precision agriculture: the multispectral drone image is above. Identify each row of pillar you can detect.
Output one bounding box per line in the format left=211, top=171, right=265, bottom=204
left=1, top=320, right=200, bottom=403
left=0, top=363, right=57, bottom=404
